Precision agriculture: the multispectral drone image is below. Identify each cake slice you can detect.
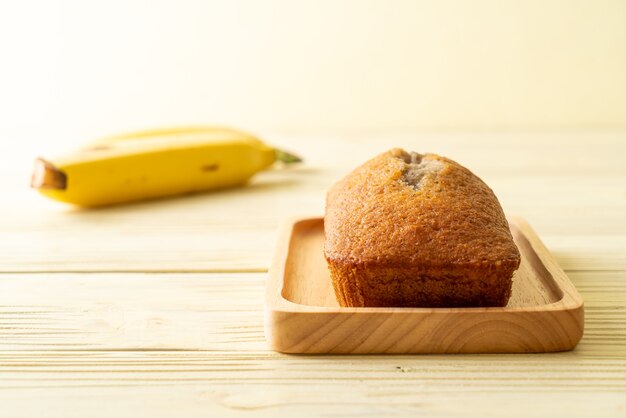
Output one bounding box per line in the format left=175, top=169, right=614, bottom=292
left=324, top=149, right=521, bottom=308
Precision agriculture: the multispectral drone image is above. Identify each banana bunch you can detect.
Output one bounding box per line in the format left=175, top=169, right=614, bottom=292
left=31, top=126, right=301, bottom=207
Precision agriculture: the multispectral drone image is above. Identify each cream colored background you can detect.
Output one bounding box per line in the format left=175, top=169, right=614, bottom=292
left=0, top=0, right=625, bottom=146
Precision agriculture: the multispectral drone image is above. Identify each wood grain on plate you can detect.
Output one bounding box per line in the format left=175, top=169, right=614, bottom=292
left=265, top=217, right=584, bottom=354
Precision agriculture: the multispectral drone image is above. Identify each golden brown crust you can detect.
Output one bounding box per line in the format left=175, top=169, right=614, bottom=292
left=324, top=148, right=521, bottom=308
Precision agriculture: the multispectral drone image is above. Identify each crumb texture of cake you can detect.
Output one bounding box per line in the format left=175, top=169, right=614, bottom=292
left=324, top=148, right=521, bottom=308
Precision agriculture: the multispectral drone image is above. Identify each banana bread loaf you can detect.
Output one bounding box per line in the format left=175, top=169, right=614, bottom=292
left=324, top=149, right=521, bottom=308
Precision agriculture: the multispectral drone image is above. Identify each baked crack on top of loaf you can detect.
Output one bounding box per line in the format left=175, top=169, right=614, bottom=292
left=401, top=151, right=444, bottom=190
left=323, top=148, right=521, bottom=308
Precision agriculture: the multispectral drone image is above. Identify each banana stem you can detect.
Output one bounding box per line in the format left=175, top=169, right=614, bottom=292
left=274, top=149, right=303, bottom=164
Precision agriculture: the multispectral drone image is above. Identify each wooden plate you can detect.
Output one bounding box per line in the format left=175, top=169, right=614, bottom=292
left=265, top=216, right=584, bottom=354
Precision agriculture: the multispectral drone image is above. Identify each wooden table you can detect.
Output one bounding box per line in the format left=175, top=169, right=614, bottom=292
left=1, top=131, right=624, bottom=417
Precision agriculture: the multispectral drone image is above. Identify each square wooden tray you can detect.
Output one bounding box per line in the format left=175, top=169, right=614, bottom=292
left=265, top=216, right=584, bottom=354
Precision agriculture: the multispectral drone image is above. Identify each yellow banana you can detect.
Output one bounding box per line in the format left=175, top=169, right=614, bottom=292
left=31, top=126, right=301, bottom=207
